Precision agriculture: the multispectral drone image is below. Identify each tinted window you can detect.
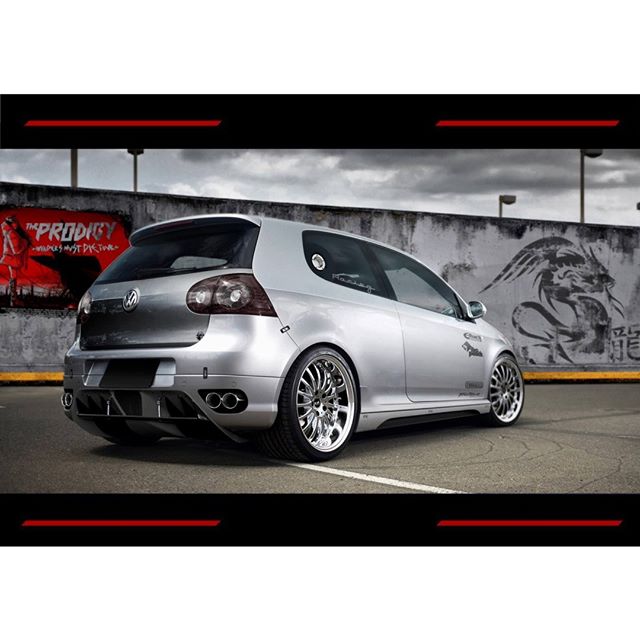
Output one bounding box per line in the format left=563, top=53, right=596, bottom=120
left=370, top=245, right=463, bottom=317
left=303, top=230, right=384, bottom=297
left=97, top=223, right=259, bottom=284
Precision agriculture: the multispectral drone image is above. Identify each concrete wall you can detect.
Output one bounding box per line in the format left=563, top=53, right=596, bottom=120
left=2, top=181, right=639, bottom=372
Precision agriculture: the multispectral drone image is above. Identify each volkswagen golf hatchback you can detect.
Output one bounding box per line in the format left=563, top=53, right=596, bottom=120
left=62, top=214, right=524, bottom=461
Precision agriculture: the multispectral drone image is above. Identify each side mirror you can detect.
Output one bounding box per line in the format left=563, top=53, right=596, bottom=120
left=467, top=300, right=487, bottom=320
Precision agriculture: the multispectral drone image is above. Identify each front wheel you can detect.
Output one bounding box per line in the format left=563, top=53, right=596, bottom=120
left=256, top=347, right=359, bottom=461
left=483, top=354, right=525, bottom=427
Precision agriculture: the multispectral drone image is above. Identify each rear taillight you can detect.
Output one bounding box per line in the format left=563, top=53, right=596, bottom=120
left=77, top=291, right=92, bottom=324
left=186, top=274, right=277, bottom=316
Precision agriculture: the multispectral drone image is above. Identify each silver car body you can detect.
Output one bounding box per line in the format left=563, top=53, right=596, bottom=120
left=63, top=214, right=514, bottom=439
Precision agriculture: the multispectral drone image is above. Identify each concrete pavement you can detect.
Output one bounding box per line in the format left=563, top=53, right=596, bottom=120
left=1, top=384, right=639, bottom=493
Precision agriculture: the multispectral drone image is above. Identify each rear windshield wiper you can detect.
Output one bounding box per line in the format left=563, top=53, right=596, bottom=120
left=134, top=265, right=228, bottom=278
left=134, top=267, right=189, bottom=278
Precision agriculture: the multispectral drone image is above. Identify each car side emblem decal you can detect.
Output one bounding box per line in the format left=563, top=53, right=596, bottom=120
left=462, top=341, right=483, bottom=357
left=464, top=332, right=482, bottom=342
left=311, top=253, right=326, bottom=271
left=122, top=288, right=140, bottom=312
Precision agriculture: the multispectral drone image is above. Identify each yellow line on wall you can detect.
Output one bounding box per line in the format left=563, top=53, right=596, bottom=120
left=523, top=371, right=640, bottom=381
left=1, top=371, right=640, bottom=383
left=0, top=372, right=64, bottom=382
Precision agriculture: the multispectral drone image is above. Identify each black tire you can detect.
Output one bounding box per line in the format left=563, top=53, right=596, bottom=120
left=482, top=354, right=525, bottom=427
left=256, top=347, right=360, bottom=462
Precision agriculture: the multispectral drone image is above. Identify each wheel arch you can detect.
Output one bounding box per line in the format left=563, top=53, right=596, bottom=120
left=490, top=348, right=522, bottom=379
left=497, top=348, right=518, bottom=362
left=283, top=341, right=361, bottom=405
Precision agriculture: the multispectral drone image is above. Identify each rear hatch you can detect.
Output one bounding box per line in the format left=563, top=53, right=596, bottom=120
left=79, top=216, right=260, bottom=350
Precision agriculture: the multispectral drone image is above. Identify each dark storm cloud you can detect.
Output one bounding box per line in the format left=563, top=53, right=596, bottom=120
left=181, top=149, right=246, bottom=162
left=4, top=148, right=640, bottom=225
left=335, top=149, right=640, bottom=194
left=178, top=148, right=640, bottom=197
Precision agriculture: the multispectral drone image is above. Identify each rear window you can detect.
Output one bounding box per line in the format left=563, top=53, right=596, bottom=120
left=97, top=222, right=259, bottom=284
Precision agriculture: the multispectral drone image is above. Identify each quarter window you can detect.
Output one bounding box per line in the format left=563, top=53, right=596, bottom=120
left=370, top=245, right=463, bottom=318
left=302, top=230, right=384, bottom=297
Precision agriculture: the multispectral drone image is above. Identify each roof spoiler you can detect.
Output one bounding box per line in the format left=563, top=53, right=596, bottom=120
left=130, top=214, right=261, bottom=245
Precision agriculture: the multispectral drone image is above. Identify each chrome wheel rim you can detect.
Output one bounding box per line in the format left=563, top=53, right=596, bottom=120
left=489, top=358, right=524, bottom=423
left=296, top=355, right=356, bottom=452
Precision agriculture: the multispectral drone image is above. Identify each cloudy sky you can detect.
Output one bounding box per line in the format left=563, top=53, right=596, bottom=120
left=2, top=148, right=640, bottom=226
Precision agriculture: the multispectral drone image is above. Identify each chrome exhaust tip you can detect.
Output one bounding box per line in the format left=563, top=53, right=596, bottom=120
left=205, top=392, right=222, bottom=409
left=221, top=392, right=240, bottom=410
left=61, top=392, right=73, bottom=410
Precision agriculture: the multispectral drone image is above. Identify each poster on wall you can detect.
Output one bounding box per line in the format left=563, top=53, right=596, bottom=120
left=0, top=207, right=130, bottom=309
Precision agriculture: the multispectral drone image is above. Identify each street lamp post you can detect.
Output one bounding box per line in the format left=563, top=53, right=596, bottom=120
left=70, top=149, right=78, bottom=188
left=127, top=149, right=144, bottom=192
left=579, top=149, right=603, bottom=224
left=498, top=194, right=516, bottom=218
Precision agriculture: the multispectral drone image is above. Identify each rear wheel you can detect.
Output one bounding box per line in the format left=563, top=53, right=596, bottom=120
left=483, top=354, right=525, bottom=427
left=257, top=347, right=359, bottom=461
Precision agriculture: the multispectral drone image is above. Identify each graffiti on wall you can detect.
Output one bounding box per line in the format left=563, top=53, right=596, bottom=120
left=480, top=237, right=631, bottom=365
left=0, top=207, right=130, bottom=309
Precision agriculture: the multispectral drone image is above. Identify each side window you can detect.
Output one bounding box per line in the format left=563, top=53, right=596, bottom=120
left=371, top=245, right=463, bottom=318
left=302, top=230, right=384, bottom=297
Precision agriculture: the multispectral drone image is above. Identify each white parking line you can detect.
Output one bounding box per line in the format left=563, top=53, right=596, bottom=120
left=277, top=460, right=464, bottom=494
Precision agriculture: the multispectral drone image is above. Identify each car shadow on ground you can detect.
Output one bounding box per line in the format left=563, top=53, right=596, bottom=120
left=351, top=413, right=546, bottom=443
left=90, top=437, right=272, bottom=468
left=89, top=414, right=521, bottom=466
left=341, top=414, right=519, bottom=457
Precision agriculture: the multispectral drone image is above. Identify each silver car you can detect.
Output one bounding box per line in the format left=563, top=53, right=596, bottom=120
left=62, top=214, right=524, bottom=461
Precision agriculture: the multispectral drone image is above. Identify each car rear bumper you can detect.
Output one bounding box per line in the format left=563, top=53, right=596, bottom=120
left=62, top=315, right=300, bottom=438
left=62, top=372, right=284, bottom=438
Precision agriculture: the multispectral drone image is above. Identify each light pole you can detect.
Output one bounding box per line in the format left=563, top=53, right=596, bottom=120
left=70, top=149, right=78, bottom=188
left=580, top=149, right=603, bottom=224
left=498, top=194, right=516, bottom=218
left=127, top=149, right=144, bottom=192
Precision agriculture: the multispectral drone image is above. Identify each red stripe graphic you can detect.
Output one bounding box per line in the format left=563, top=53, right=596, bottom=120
left=437, top=519, right=622, bottom=527
left=22, top=519, right=221, bottom=527
left=24, top=119, right=222, bottom=128
left=436, top=119, right=619, bottom=127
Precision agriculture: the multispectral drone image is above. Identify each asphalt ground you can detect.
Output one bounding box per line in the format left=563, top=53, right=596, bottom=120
left=1, top=384, right=639, bottom=493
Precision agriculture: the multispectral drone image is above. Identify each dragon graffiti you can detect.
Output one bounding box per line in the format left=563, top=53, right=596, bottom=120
left=480, top=237, right=632, bottom=365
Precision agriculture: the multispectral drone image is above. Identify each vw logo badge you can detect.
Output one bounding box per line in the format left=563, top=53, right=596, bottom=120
left=122, top=288, right=140, bottom=312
